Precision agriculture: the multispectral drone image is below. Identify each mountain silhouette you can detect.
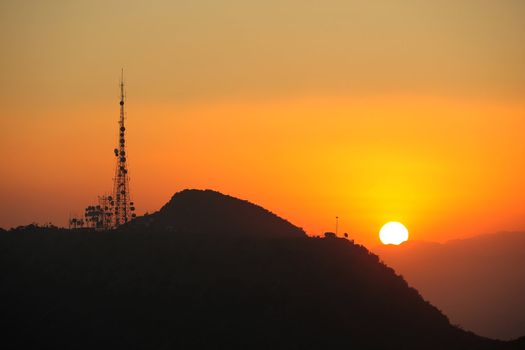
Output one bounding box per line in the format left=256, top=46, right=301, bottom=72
left=374, top=232, right=525, bottom=340
left=0, top=190, right=521, bottom=349
left=125, top=189, right=306, bottom=238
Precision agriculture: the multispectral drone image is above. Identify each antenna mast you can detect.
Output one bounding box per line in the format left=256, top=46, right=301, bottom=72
left=111, top=69, right=136, bottom=227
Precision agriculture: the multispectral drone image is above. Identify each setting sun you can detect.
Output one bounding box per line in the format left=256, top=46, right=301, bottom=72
left=379, top=222, right=409, bottom=245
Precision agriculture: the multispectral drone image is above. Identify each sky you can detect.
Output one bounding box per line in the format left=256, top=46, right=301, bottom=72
left=1, top=1, right=525, bottom=246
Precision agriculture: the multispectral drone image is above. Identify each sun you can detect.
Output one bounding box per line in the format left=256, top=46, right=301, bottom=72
left=379, top=221, right=409, bottom=245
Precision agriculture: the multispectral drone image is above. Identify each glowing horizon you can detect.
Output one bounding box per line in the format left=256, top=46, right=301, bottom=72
left=1, top=1, right=525, bottom=246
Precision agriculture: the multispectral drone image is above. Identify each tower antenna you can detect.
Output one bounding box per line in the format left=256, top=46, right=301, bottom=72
left=111, top=69, right=136, bottom=227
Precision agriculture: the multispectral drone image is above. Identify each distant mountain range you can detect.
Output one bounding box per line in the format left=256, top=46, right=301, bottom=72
left=374, top=232, right=525, bottom=340
left=1, top=189, right=522, bottom=349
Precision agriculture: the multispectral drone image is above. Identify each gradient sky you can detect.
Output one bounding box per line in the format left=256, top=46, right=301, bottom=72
left=1, top=1, right=524, bottom=246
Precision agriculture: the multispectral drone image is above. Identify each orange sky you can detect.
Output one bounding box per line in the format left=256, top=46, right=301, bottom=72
left=1, top=1, right=525, bottom=246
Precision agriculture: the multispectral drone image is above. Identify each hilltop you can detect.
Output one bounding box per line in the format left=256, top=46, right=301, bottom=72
left=125, top=189, right=306, bottom=238
left=0, top=190, right=519, bottom=349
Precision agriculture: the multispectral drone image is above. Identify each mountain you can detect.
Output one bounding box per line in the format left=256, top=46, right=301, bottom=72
left=374, top=232, right=525, bottom=340
left=0, top=190, right=519, bottom=349
left=125, top=189, right=306, bottom=238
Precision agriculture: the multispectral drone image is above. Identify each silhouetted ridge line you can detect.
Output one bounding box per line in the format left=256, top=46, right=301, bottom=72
left=1, top=190, right=520, bottom=349
left=126, top=189, right=306, bottom=238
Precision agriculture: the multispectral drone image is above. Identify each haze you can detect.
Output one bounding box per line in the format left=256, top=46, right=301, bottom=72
left=1, top=1, right=525, bottom=246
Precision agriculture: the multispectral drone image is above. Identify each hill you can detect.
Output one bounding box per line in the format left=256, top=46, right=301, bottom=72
left=374, top=232, right=525, bottom=340
left=126, top=189, right=306, bottom=238
left=0, top=190, right=518, bottom=349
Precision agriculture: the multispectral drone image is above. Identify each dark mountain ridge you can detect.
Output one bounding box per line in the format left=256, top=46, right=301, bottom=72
left=374, top=232, right=525, bottom=340
left=126, top=189, right=306, bottom=238
left=0, top=189, right=520, bottom=349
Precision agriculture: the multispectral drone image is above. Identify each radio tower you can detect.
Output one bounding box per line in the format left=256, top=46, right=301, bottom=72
left=112, top=70, right=135, bottom=227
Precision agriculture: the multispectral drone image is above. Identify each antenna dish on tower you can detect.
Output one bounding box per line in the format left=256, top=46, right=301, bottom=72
left=111, top=69, right=135, bottom=228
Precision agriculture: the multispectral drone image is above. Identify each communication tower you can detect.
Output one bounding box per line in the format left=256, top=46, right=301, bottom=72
left=112, top=70, right=136, bottom=227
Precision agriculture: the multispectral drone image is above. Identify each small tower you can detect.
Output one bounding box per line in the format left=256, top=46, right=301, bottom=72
left=112, top=70, right=136, bottom=227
